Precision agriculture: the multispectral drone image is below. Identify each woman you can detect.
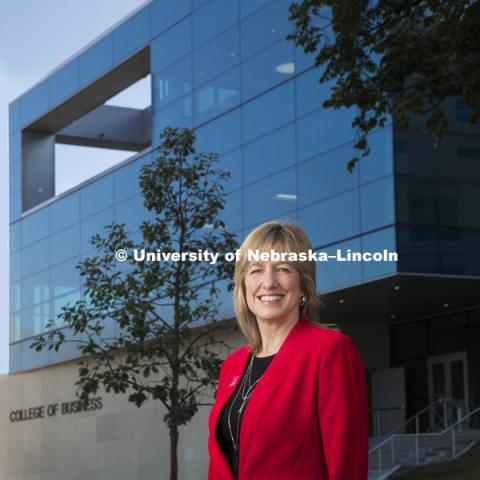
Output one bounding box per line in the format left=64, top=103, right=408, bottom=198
left=208, top=221, right=368, bottom=480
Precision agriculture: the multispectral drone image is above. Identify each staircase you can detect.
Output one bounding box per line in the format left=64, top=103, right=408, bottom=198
left=368, top=401, right=480, bottom=479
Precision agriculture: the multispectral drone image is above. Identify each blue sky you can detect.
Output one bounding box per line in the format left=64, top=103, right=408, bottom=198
left=0, top=0, right=149, bottom=373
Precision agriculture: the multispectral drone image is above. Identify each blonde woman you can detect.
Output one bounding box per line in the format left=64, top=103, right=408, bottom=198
left=208, top=221, right=368, bottom=480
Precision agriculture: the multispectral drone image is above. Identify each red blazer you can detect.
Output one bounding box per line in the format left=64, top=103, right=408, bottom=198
left=208, top=318, right=369, bottom=480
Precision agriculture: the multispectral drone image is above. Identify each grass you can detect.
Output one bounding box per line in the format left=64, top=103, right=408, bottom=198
left=392, top=442, right=480, bottom=480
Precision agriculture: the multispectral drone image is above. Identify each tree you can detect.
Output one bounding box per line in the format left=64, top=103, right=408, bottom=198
left=32, top=127, right=238, bottom=480
left=288, top=0, right=480, bottom=171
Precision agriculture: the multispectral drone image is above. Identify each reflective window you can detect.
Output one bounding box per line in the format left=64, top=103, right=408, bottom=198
left=195, top=108, right=241, bottom=154
left=48, top=60, right=79, bottom=107
left=112, top=9, right=150, bottom=64
left=296, top=67, right=332, bottom=118
left=151, top=17, right=192, bottom=73
left=51, top=191, right=80, bottom=233
left=359, top=127, right=394, bottom=184
left=240, top=0, right=271, bottom=19
left=298, top=190, right=360, bottom=248
left=440, top=230, right=480, bottom=276
left=240, top=0, right=292, bottom=59
left=316, top=237, right=362, bottom=291
left=114, top=154, right=151, bottom=203
left=242, top=81, right=295, bottom=143
left=297, top=106, right=356, bottom=162
left=23, top=238, right=49, bottom=277
left=10, top=251, right=22, bottom=283
left=150, top=0, right=192, bottom=38
left=10, top=191, right=21, bottom=222
left=193, top=0, right=238, bottom=48
left=10, top=312, right=21, bottom=343
left=218, top=148, right=241, bottom=193
left=396, top=177, right=436, bottom=225
left=241, top=40, right=294, bottom=100
left=115, top=195, right=152, bottom=234
left=360, top=176, right=394, bottom=232
left=9, top=131, right=21, bottom=164
left=193, top=27, right=239, bottom=88
left=152, top=95, right=193, bottom=144
left=22, top=208, right=49, bottom=247
left=22, top=270, right=50, bottom=309
left=438, top=138, right=480, bottom=182
left=52, top=291, right=81, bottom=328
left=220, top=190, right=242, bottom=232
left=9, top=100, right=21, bottom=133
left=154, top=57, right=193, bottom=110
left=194, top=67, right=240, bottom=125
left=361, top=227, right=397, bottom=280
left=79, top=35, right=113, bottom=87
left=81, top=208, right=114, bottom=253
left=21, top=337, right=50, bottom=370
left=298, top=143, right=358, bottom=207
left=243, top=167, right=296, bottom=228
left=10, top=221, right=22, bottom=253
left=50, top=224, right=81, bottom=266
left=243, top=123, right=295, bottom=185
left=20, top=82, right=49, bottom=126
left=439, top=182, right=480, bottom=229
left=10, top=160, right=21, bottom=193
left=23, top=301, right=51, bottom=338
left=294, top=46, right=316, bottom=74
left=10, top=281, right=22, bottom=313
left=51, top=256, right=82, bottom=299
left=394, top=130, right=436, bottom=177
left=80, top=175, right=114, bottom=219
left=397, top=226, right=439, bottom=274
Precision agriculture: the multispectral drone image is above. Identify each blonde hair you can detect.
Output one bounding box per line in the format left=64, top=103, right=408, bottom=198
left=233, top=221, right=336, bottom=352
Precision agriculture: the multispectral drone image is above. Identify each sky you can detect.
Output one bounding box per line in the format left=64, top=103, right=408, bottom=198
left=0, top=0, right=150, bottom=373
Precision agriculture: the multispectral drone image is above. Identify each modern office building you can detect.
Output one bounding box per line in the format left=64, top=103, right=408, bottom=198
left=7, top=0, right=480, bottom=478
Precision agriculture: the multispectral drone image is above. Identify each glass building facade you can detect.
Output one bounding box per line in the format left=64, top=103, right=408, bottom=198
left=8, top=0, right=480, bottom=425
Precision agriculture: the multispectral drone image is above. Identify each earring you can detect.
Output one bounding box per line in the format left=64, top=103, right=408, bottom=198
left=299, top=295, right=306, bottom=306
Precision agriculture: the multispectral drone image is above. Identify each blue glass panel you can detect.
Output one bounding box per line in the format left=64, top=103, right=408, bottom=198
left=439, top=182, right=480, bottom=229
left=81, top=208, right=114, bottom=253
left=9, top=100, right=21, bottom=133
left=361, top=227, right=397, bottom=280
left=10, top=160, right=21, bottom=193
left=50, top=223, right=81, bottom=266
left=440, top=230, right=480, bottom=276
left=10, top=221, right=21, bottom=253
left=22, top=208, right=49, bottom=247
left=193, top=0, right=210, bottom=8
left=296, top=67, right=333, bottom=118
left=242, top=81, right=295, bottom=143
left=243, top=167, right=296, bottom=227
left=316, top=237, right=362, bottom=291
left=396, top=177, right=436, bottom=225
left=9, top=131, right=21, bottom=165
left=52, top=291, right=81, bottom=328
left=21, top=337, right=50, bottom=370
left=48, top=327, right=83, bottom=364
left=194, top=67, right=240, bottom=125
left=243, top=123, right=295, bottom=185
left=10, top=251, right=22, bottom=283
left=79, top=35, right=113, bottom=87
left=23, top=301, right=50, bottom=338
left=10, top=281, right=22, bottom=313
left=220, top=190, right=242, bottom=231
left=151, top=17, right=192, bottom=73
left=112, top=9, right=150, bottom=64
left=359, top=127, right=394, bottom=184
left=195, top=108, right=241, bottom=154
left=51, top=256, right=82, bottom=298
left=152, top=95, right=193, bottom=146
left=397, top=227, right=439, bottom=274
left=241, top=40, right=294, bottom=101
left=114, top=154, right=152, bottom=203
left=294, top=46, right=316, bottom=74
left=10, top=312, right=21, bottom=343
left=394, top=130, right=436, bottom=176
left=153, top=56, right=192, bottom=110
left=51, top=191, right=80, bottom=233
left=360, top=176, right=394, bottom=232
left=115, top=194, right=152, bottom=234
left=22, top=270, right=50, bottom=309
left=297, top=106, right=356, bottom=162
left=218, top=148, right=241, bottom=193
left=20, top=82, right=49, bottom=126
left=241, top=0, right=292, bottom=59
left=240, top=0, right=271, bottom=19
left=193, top=0, right=238, bottom=48
left=438, top=136, right=480, bottom=182
left=193, top=27, right=239, bottom=88
left=150, top=0, right=192, bottom=38
left=298, top=143, right=358, bottom=207
left=298, top=190, right=360, bottom=248
left=80, top=175, right=114, bottom=219
left=23, top=238, right=49, bottom=277
left=10, top=191, right=21, bottom=222
left=48, top=60, right=80, bottom=107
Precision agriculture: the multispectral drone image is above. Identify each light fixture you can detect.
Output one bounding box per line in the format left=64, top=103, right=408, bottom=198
left=338, top=299, right=344, bottom=304
left=273, top=193, right=297, bottom=201
left=390, top=314, right=396, bottom=319
left=443, top=303, right=449, bottom=308
left=394, top=285, right=400, bottom=290
left=275, top=62, right=295, bottom=74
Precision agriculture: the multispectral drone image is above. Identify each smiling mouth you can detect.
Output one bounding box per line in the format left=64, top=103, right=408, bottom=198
left=258, top=295, right=284, bottom=303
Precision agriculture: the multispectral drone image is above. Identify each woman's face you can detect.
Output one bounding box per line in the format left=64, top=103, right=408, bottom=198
left=244, top=261, right=302, bottom=325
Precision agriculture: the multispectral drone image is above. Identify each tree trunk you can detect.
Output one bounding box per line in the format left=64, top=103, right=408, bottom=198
left=169, top=423, right=179, bottom=480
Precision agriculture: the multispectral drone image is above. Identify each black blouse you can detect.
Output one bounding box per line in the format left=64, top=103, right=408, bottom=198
left=216, top=353, right=276, bottom=479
